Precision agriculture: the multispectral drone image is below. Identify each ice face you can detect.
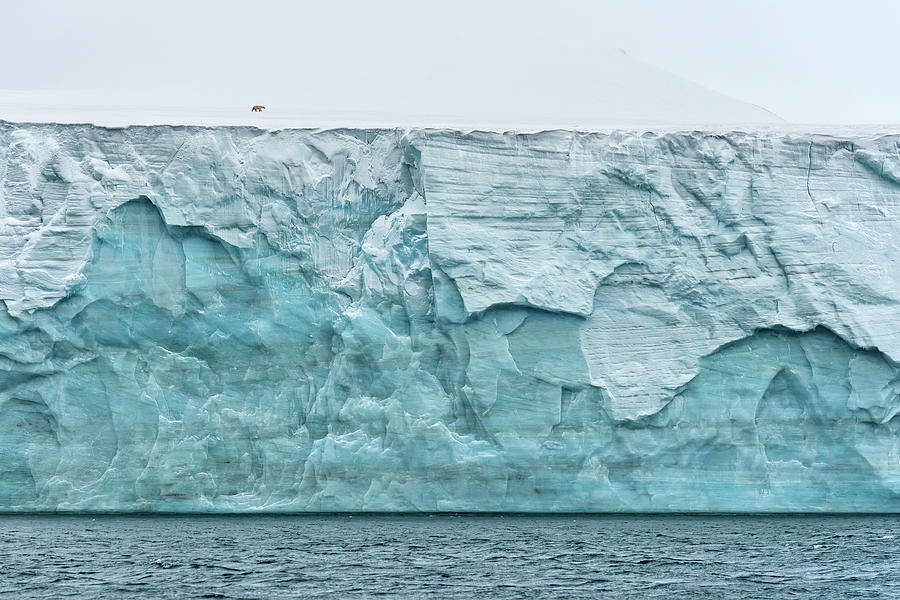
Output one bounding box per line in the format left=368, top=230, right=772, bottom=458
left=0, top=122, right=899, bottom=512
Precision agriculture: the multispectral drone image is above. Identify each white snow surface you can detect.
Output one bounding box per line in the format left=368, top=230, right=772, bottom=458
left=0, top=50, right=787, bottom=130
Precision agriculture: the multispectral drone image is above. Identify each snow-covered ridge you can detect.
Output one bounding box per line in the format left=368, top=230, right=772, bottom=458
left=1, top=121, right=899, bottom=512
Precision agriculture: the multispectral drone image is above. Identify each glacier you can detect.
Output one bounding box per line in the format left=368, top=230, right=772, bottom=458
left=1, top=121, right=899, bottom=512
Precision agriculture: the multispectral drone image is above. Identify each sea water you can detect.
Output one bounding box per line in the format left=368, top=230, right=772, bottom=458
left=1, top=515, right=898, bottom=599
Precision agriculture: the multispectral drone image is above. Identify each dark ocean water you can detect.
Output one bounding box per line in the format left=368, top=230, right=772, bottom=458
left=0, top=514, right=898, bottom=599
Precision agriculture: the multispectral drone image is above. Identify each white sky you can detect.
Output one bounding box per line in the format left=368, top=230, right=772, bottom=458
left=1, top=0, right=898, bottom=124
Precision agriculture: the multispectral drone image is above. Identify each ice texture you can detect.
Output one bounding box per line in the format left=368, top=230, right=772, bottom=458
left=1, top=121, right=899, bottom=512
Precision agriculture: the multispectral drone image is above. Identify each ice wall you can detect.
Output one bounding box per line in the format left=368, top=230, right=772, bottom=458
left=1, top=121, right=899, bottom=512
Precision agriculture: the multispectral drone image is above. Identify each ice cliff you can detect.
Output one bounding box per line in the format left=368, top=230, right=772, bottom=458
left=1, top=121, right=899, bottom=512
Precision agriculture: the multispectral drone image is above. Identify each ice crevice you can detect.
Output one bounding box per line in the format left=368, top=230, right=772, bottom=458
left=1, top=122, right=900, bottom=512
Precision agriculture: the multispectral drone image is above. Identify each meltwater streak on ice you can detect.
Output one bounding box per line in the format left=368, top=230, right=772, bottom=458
left=1, top=122, right=900, bottom=512
left=1, top=515, right=899, bottom=599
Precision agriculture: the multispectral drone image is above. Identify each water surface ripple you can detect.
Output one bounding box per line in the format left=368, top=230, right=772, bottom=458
left=0, top=514, right=898, bottom=599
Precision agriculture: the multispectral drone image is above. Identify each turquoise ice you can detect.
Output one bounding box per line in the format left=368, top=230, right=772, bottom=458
left=0, top=122, right=899, bottom=512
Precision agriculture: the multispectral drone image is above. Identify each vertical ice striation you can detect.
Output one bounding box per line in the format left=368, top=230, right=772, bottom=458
left=0, top=121, right=899, bottom=512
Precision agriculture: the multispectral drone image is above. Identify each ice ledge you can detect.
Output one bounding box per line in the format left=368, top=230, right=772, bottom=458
left=420, top=129, right=900, bottom=418
left=2, top=121, right=900, bottom=511
left=3, top=122, right=900, bottom=421
left=5, top=114, right=900, bottom=136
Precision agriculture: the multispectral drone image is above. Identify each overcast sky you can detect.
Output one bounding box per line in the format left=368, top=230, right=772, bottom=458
left=1, top=0, right=897, bottom=124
